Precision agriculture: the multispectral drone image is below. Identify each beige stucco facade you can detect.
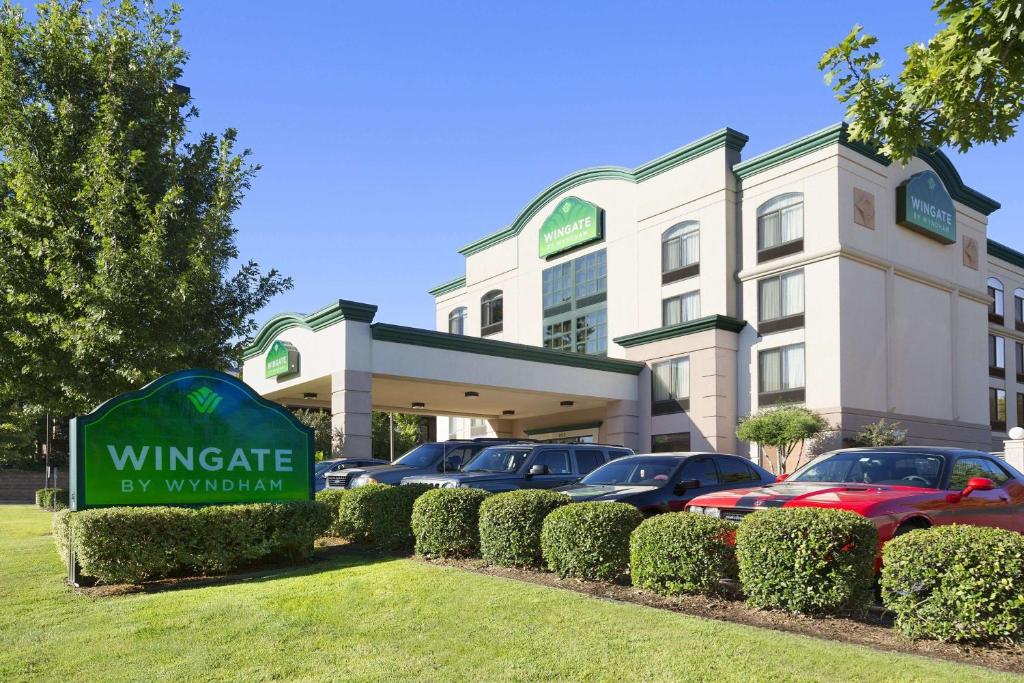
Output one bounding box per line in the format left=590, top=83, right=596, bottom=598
left=242, top=123, right=1019, bottom=461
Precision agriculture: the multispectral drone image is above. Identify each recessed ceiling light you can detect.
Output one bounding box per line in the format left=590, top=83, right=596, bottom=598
left=411, top=402, right=425, bottom=409
left=303, top=393, right=318, bottom=399
left=465, top=391, right=479, bottom=398
left=502, top=410, right=515, bottom=416
left=560, top=400, right=574, bottom=407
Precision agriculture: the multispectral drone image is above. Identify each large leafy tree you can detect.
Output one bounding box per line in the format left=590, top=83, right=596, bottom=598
left=819, top=0, right=1024, bottom=161
left=0, top=0, right=290, bottom=434
left=736, top=406, right=831, bottom=475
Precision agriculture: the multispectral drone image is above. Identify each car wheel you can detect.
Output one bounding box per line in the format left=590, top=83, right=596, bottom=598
left=892, top=521, right=929, bottom=537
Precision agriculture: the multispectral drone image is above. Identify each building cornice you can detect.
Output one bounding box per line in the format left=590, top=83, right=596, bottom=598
left=241, top=299, right=378, bottom=361
left=371, top=323, right=645, bottom=375
left=613, top=315, right=747, bottom=348
left=987, top=239, right=1024, bottom=271
left=733, top=123, right=999, bottom=216
left=457, top=127, right=749, bottom=257
left=428, top=276, right=466, bottom=298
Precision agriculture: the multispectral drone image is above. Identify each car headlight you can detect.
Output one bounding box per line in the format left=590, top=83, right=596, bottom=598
left=444, top=481, right=459, bottom=488
left=689, top=506, right=703, bottom=515
left=352, top=476, right=377, bottom=488
left=703, top=507, right=721, bottom=519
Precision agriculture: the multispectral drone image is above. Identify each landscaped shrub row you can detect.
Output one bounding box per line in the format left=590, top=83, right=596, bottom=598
left=53, top=501, right=331, bottom=584
left=630, top=513, right=738, bottom=595
left=316, top=483, right=433, bottom=552
left=411, top=487, right=492, bottom=558
left=541, top=502, right=643, bottom=581
left=478, top=489, right=568, bottom=567
left=36, top=488, right=68, bottom=509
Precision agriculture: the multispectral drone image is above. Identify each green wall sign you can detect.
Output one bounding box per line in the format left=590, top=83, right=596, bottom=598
left=538, top=196, right=603, bottom=258
left=266, top=340, right=299, bottom=378
left=896, top=170, right=956, bottom=244
left=70, top=369, right=314, bottom=510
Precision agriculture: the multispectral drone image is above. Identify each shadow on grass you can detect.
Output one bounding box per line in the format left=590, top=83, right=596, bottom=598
left=76, top=542, right=408, bottom=597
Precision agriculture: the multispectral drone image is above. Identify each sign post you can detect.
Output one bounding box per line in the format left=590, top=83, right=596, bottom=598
left=69, top=368, right=314, bottom=511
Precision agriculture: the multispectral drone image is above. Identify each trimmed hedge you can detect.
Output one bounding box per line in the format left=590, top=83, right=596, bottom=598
left=314, top=489, right=352, bottom=536
left=411, top=487, right=492, bottom=558
left=321, top=483, right=433, bottom=552
left=541, top=502, right=644, bottom=581
left=53, top=501, right=331, bottom=584
left=881, top=525, right=1024, bottom=643
left=36, top=488, right=68, bottom=509
left=631, top=513, right=738, bottom=595
left=479, top=489, right=569, bottom=568
left=735, top=508, right=877, bottom=614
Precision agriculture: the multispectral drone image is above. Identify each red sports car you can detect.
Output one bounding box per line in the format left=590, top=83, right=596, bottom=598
left=686, top=447, right=1024, bottom=545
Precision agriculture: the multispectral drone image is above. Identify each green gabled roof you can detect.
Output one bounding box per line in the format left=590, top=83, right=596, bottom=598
left=457, top=127, right=749, bottom=257
left=733, top=123, right=999, bottom=216
left=428, top=276, right=466, bottom=298
left=613, top=315, right=747, bottom=348
left=241, top=299, right=378, bottom=360
left=988, top=240, right=1024, bottom=270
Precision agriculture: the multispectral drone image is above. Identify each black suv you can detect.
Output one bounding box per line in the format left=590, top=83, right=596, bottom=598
left=326, top=438, right=533, bottom=489
left=401, top=442, right=634, bottom=492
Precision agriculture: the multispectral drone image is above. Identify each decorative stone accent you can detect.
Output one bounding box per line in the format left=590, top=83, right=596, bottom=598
left=853, top=187, right=875, bottom=229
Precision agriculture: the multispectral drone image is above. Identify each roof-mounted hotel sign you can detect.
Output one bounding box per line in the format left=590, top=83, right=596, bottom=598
left=538, top=197, right=603, bottom=258
left=896, top=170, right=956, bottom=244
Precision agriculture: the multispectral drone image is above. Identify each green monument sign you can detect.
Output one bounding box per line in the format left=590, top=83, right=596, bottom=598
left=538, top=196, right=603, bottom=258
left=265, top=340, right=299, bottom=378
left=69, top=369, right=314, bottom=510
left=896, top=170, right=956, bottom=244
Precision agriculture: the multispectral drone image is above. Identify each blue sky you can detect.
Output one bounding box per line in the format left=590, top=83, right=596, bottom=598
left=163, top=2, right=1024, bottom=329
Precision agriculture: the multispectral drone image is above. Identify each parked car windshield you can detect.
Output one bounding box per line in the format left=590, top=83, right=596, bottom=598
left=393, top=443, right=445, bottom=468
left=581, top=458, right=679, bottom=486
left=314, top=461, right=339, bottom=477
left=462, top=447, right=531, bottom=473
left=789, top=451, right=946, bottom=488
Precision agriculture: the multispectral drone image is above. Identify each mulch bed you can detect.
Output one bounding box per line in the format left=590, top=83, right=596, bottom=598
left=419, top=555, right=1024, bottom=675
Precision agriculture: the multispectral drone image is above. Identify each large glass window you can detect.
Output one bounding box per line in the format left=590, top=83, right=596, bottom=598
left=651, top=432, right=691, bottom=453
left=542, top=250, right=607, bottom=356
left=1018, top=393, right=1024, bottom=430
left=990, top=334, right=1006, bottom=377
left=1017, top=342, right=1024, bottom=382
left=481, top=290, right=503, bottom=336
left=759, top=270, right=804, bottom=328
left=988, top=278, right=1005, bottom=321
left=652, top=356, right=689, bottom=415
left=991, top=388, right=1007, bottom=431
left=448, top=307, right=467, bottom=335
left=662, top=291, right=700, bottom=326
left=757, top=193, right=803, bottom=259
left=759, top=343, right=805, bottom=405
left=662, top=221, right=699, bottom=283
left=1016, top=288, right=1024, bottom=330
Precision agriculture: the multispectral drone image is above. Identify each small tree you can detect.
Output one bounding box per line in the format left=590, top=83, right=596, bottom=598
left=292, top=409, right=333, bottom=458
left=736, top=406, right=830, bottom=475
left=851, top=418, right=908, bottom=447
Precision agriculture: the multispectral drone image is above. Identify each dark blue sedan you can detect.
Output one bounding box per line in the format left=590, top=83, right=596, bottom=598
left=556, top=452, right=774, bottom=516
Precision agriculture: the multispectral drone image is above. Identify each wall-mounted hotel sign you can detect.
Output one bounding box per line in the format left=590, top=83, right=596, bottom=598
left=538, top=197, right=604, bottom=258
left=896, top=170, right=956, bottom=244
left=69, top=369, right=314, bottom=510
left=265, top=340, right=300, bottom=379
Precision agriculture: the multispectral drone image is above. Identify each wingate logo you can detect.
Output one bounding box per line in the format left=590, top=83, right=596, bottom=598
left=187, top=386, right=223, bottom=414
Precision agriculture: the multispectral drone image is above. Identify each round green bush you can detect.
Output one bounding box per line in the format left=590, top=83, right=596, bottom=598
left=478, top=489, right=569, bottom=567
left=735, top=507, right=877, bottom=614
left=411, top=487, right=492, bottom=558
left=630, top=513, right=737, bottom=595
left=541, top=502, right=644, bottom=581
left=330, top=483, right=433, bottom=552
left=881, top=525, right=1024, bottom=643
left=35, top=488, right=68, bottom=509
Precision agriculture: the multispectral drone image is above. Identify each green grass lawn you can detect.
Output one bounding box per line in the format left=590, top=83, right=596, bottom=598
left=0, top=505, right=1017, bottom=683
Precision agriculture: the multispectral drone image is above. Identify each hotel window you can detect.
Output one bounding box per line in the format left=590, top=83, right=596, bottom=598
left=480, top=290, right=503, bottom=336
left=989, top=334, right=1006, bottom=378
left=652, top=432, right=691, bottom=453
left=990, top=388, right=1007, bottom=432
left=542, top=250, right=608, bottom=355
left=661, top=221, right=700, bottom=284
left=759, top=343, right=805, bottom=405
left=1018, top=342, right=1024, bottom=384
left=1018, top=393, right=1024, bottom=430
left=758, top=270, right=804, bottom=333
left=448, top=307, right=467, bottom=335
left=1015, top=288, right=1024, bottom=331
left=988, top=278, right=1004, bottom=324
left=651, top=356, right=690, bottom=415
left=757, top=193, right=804, bottom=262
left=662, top=291, right=700, bottom=326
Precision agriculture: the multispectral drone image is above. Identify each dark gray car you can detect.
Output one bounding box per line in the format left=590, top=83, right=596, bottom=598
left=401, top=443, right=634, bottom=492
left=325, top=439, right=530, bottom=489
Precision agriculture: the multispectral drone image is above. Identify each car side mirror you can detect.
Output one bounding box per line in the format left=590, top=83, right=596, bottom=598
left=775, top=473, right=790, bottom=483
left=527, top=464, right=548, bottom=477
left=963, top=476, right=995, bottom=496
left=674, top=479, right=700, bottom=495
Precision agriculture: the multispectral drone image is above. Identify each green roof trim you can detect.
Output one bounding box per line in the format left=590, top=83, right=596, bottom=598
left=457, top=127, right=749, bottom=257
left=732, top=123, right=890, bottom=179
left=242, top=299, right=378, bottom=360
left=733, top=123, right=999, bottom=216
left=371, top=323, right=645, bottom=375
left=428, top=276, right=466, bottom=297
left=523, top=421, right=603, bottom=436
left=988, top=239, right=1024, bottom=270
left=613, top=315, right=747, bottom=348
